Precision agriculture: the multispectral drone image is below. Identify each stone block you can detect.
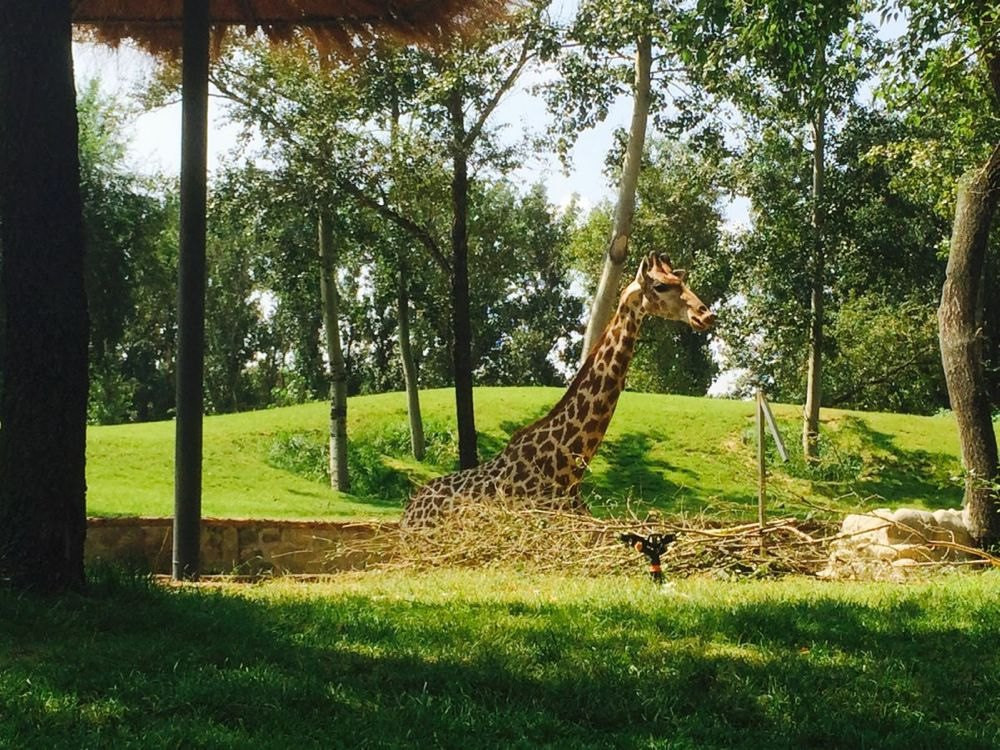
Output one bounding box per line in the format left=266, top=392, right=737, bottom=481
left=821, top=506, right=976, bottom=579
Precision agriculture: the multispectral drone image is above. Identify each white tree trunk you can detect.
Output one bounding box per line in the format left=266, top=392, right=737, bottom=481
left=397, top=265, right=425, bottom=460
left=318, top=213, right=350, bottom=492
left=802, top=45, right=826, bottom=462
left=579, top=31, right=652, bottom=361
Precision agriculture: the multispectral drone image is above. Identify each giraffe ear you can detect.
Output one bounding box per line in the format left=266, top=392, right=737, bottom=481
left=635, top=255, right=650, bottom=283
left=672, top=269, right=688, bottom=282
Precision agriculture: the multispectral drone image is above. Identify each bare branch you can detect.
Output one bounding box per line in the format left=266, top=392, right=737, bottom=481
left=463, top=38, right=536, bottom=150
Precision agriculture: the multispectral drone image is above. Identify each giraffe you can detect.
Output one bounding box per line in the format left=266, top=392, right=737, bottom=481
left=400, top=251, right=716, bottom=529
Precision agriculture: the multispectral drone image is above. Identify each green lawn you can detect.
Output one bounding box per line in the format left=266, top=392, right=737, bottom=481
left=3, top=568, right=999, bottom=748
left=86, top=386, right=969, bottom=520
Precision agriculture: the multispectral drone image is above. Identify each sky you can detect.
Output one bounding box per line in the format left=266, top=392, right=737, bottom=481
left=71, top=40, right=627, bottom=214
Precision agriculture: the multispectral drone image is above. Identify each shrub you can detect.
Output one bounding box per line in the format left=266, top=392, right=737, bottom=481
left=266, top=420, right=460, bottom=502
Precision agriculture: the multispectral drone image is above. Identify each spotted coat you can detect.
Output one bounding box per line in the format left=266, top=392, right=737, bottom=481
left=400, top=253, right=715, bottom=529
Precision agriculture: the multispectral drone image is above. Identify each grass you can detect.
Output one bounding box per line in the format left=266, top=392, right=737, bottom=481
left=3, top=567, right=1000, bottom=748
left=86, top=386, right=970, bottom=520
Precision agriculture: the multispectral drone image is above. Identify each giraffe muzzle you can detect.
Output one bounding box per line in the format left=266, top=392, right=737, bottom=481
left=689, top=309, right=716, bottom=331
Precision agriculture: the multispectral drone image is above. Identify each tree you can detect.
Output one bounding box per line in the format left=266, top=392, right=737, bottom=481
left=713, top=107, right=951, bottom=413
left=317, top=213, right=350, bottom=491
left=883, top=0, right=1000, bottom=545
left=826, top=293, right=944, bottom=413
left=682, top=0, right=872, bottom=459
left=569, top=138, right=728, bottom=394
left=0, top=1, right=89, bottom=591
left=626, top=139, right=728, bottom=394
left=209, top=6, right=557, bottom=469
left=203, top=166, right=271, bottom=415
left=468, top=182, right=583, bottom=385
left=547, top=0, right=680, bottom=360
left=77, top=82, right=180, bottom=424
left=940, top=149, right=1000, bottom=545
left=413, top=6, right=557, bottom=467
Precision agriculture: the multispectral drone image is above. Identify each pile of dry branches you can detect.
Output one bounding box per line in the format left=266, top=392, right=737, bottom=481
left=334, top=500, right=839, bottom=579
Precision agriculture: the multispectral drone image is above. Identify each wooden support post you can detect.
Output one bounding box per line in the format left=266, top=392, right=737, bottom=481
left=756, top=389, right=767, bottom=533
left=754, top=390, right=789, bottom=550
left=173, top=0, right=209, bottom=581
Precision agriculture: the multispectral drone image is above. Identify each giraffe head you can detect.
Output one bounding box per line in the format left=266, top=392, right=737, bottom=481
left=634, top=252, right=716, bottom=332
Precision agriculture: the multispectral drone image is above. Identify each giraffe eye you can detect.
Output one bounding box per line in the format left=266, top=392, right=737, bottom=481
left=652, top=282, right=671, bottom=293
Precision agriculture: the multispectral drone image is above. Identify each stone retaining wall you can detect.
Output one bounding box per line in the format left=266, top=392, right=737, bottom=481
left=85, top=517, right=393, bottom=575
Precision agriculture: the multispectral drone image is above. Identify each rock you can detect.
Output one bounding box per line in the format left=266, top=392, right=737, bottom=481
left=820, top=507, right=976, bottom=580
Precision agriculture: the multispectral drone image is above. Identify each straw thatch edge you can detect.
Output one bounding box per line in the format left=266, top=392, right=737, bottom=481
left=72, top=0, right=508, bottom=59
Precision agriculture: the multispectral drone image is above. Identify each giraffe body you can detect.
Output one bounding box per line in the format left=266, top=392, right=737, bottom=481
left=401, top=253, right=715, bottom=529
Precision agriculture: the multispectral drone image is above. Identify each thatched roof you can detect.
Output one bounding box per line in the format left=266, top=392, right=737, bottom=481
left=72, top=0, right=506, bottom=57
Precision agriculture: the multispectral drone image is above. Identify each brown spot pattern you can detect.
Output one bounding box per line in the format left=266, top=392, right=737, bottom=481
left=400, top=281, right=660, bottom=529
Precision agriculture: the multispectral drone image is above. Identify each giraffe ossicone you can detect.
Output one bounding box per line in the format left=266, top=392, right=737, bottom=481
left=401, top=251, right=716, bottom=530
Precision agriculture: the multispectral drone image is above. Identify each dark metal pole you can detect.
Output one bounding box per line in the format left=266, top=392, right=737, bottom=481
left=173, top=0, right=209, bottom=581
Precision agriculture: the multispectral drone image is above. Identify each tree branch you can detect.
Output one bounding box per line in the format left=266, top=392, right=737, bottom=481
left=209, top=70, right=452, bottom=275
left=463, top=39, right=535, bottom=149
left=827, top=355, right=938, bottom=406
left=336, top=178, right=452, bottom=274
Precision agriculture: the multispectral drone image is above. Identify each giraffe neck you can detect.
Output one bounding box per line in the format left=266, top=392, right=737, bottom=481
left=564, top=286, right=645, bottom=466
left=503, top=285, right=646, bottom=489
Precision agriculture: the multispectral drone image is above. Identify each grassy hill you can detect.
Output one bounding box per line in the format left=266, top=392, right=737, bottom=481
left=86, top=386, right=968, bottom=520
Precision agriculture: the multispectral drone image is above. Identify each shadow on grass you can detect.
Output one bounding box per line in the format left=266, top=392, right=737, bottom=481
left=2, top=572, right=999, bottom=749
left=583, top=431, right=758, bottom=514
left=838, top=416, right=963, bottom=509
left=584, top=432, right=693, bottom=503
left=778, top=416, right=964, bottom=510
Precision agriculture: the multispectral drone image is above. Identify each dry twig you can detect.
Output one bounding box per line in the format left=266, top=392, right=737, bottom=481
left=332, top=498, right=837, bottom=579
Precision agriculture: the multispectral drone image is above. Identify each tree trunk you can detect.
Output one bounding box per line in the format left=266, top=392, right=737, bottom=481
left=579, top=30, right=652, bottom=361
left=388, top=92, right=426, bottom=462
left=0, top=0, right=89, bottom=591
left=938, top=144, right=1000, bottom=548
left=802, top=45, right=827, bottom=463
left=448, top=84, right=479, bottom=469
left=318, top=214, right=350, bottom=492
left=397, top=266, right=426, bottom=461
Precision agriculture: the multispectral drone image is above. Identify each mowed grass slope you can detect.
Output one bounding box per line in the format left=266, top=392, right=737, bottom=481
left=3, top=569, right=1000, bottom=748
left=87, top=386, right=969, bottom=520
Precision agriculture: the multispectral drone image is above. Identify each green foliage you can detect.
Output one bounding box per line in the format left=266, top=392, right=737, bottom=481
left=77, top=80, right=179, bottom=424
left=714, top=109, right=953, bottom=411
left=468, top=183, right=584, bottom=383
left=544, top=0, right=698, bottom=160
left=266, top=430, right=328, bottom=483
left=825, top=294, right=946, bottom=414
left=266, top=420, right=460, bottom=503
left=4, top=570, right=1000, bottom=748
left=203, top=164, right=327, bottom=413
left=679, top=0, right=876, bottom=123
left=879, top=0, right=1000, bottom=218
left=874, top=1, right=1000, bottom=411
left=347, top=420, right=458, bottom=502
left=768, top=430, right=865, bottom=482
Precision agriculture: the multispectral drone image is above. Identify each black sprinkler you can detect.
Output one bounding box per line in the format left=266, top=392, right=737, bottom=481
left=620, top=532, right=676, bottom=583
